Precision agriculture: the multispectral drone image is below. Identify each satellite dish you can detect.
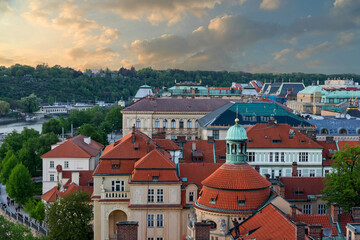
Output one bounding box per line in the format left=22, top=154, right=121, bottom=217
left=346, top=114, right=351, bottom=119
left=335, top=114, right=340, bottom=118
left=340, top=114, right=345, bottom=118
left=323, top=227, right=332, bottom=237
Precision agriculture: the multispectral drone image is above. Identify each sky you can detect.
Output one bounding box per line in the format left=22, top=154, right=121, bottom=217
left=0, top=0, right=360, bottom=74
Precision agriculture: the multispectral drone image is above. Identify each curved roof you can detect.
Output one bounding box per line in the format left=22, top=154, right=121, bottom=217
left=201, top=163, right=270, bottom=190
left=226, top=122, right=247, bottom=141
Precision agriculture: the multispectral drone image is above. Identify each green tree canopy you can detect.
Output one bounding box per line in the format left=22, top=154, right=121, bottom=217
left=0, top=100, right=10, bottom=115
left=46, top=191, right=93, bottom=240
left=78, top=123, right=107, bottom=145
left=24, top=199, right=45, bottom=223
left=18, top=93, right=41, bottom=113
left=323, top=145, right=360, bottom=212
left=42, top=118, right=62, bottom=135
left=0, top=150, right=18, bottom=184
left=0, top=215, right=41, bottom=240
left=105, top=105, right=123, bottom=131
left=6, top=163, right=34, bottom=205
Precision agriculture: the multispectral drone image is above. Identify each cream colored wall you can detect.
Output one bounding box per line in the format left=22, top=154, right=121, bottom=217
left=93, top=175, right=130, bottom=196
left=130, top=183, right=181, bottom=205
left=291, top=197, right=329, bottom=215
left=185, top=184, right=198, bottom=205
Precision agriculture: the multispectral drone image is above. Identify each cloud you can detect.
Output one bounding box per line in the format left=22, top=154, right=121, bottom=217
left=295, top=42, right=331, bottom=59
left=273, top=48, right=292, bottom=62
left=67, top=47, right=119, bottom=61
left=260, top=0, right=281, bottom=10
left=0, top=0, right=12, bottom=14
left=0, top=55, right=14, bottom=65
left=124, top=15, right=280, bottom=70
left=305, top=60, right=322, bottom=68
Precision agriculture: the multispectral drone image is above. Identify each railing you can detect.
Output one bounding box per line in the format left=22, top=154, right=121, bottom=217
left=101, top=191, right=130, bottom=200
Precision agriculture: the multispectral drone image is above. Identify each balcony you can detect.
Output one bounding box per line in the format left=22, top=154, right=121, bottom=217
left=101, top=191, right=130, bottom=200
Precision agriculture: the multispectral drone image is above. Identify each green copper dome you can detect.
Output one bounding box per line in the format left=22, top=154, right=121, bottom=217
left=225, top=118, right=248, bottom=141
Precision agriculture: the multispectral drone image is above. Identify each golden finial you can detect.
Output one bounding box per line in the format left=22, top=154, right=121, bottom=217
left=235, top=118, right=239, bottom=124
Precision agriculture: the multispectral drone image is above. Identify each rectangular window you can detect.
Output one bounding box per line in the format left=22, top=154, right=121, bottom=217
left=299, top=152, right=308, bottom=162
left=50, top=174, right=54, bottom=181
left=155, top=120, right=160, bottom=128
left=50, top=161, right=54, bottom=168
left=275, top=152, right=279, bottom=162
left=297, top=169, right=302, bottom=177
left=269, top=153, right=273, bottom=162
left=157, top=238, right=163, bottom=240
left=147, top=238, right=154, bottom=240
left=111, top=181, right=124, bottom=192
left=279, top=169, right=282, bottom=177
left=310, top=169, right=315, bottom=177
left=271, top=169, right=275, bottom=179
left=213, top=130, right=219, bottom=140
left=318, top=204, right=326, bottom=214
left=148, top=189, right=154, bottom=203
left=187, top=120, right=192, bottom=128
left=157, top=189, right=164, bottom=203
left=64, top=161, right=69, bottom=169
left=189, top=192, right=194, bottom=202
left=303, top=204, right=312, bottom=214
left=136, top=119, right=141, bottom=128
left=247, top=152, right=255, bottom=162
left=147, top=214, right=154, bottom=227
left=156, top=214, right=164, bottom=227
left=281, top=152, right=285, bottom=162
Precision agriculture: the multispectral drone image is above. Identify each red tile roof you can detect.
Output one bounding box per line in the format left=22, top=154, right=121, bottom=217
left=153, top=139, right=181, bottom=151
left=62, top=183, right=93, bottom=196
left=339, top=213, right=354, bottom=235
left=122, top=98, right=234, bottom=113
left=246, top=124, right=323, bottom=149
left=62, top=170, right=94, bottom=187
left=181, top=140, right=226, bottom=164
left=131, top=149, right=179, bottom=182
left=93, top=159, right=135, bottom=175
left=41, top=186, right=61, bottom=202
left=100, top=130, right=157, bottom=159
left=41, top=134, right=103, bottom=158
left=233, top=203, right=297, bottom=239
left=280, top=177, right=325, bottom=200
left=202, top=163, right=271, bottom=190
left=296, top=214, right=338, bottom=236
left=338, top=141, right=360, bottom=150
left=316, top=140, right=336, bottom=166
left=179, top=163, right=222, bottom=187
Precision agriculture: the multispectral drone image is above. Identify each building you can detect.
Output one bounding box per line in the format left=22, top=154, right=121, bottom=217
left=133, top=85, right=153, bottom=102
left=287, top=86, right=328, bottom=115
left=41, top=135, right=103, bottom=194
left=122, top=98, right=236, bottom=140
left=198, top=101, right=314, bottom=140
left=261, top=82, right=305, bottom=104
left=321, top=91, right=360, bottom=105
left=320, top=78, right=360, bottom=90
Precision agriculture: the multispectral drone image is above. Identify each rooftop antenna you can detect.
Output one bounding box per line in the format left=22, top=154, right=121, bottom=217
left=236, top=105, right=239, bottom=120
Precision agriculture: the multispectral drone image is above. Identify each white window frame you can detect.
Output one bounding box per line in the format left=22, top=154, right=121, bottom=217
left=247, top=152, right=255, bottom=162
left=297, top=169, right=302, bottom=177
left=299, top=152, right=308, bottom=162
left=50, top=174, right=54, bottom=182
left=156, top=214, right=164, bottom=227
left=310, top=169, right=315, bottom=177
left=148, top=189, right=155, bottom=203
left=163, top=119, right=168, bottom=128
left=157, top=189, right=164, bottom=203
left=189, top=192, right=194, bottom=202
left=155, top=119, right=160, bottom=129
left=64, top=161, right=69, bottom=169
left=111, top=180, right=124, bottom=192
left=318, top=204, right=326, bottom=214
left=281, top=152, right=285, bottom=162
left=213, top=130, right=219, bottom=140
left=275, top=152, right=279, bottom=162
left=303, top=204, right=311, bottom=214
left=50, top=161, right=54, bottom=168
left=269, top=153, right=273, bottom=162
left=136, top=119, right=141, bottom=128
left=147, top=214, right=154, bottom=227
left=187, top=120, right=192, bottom=128
left=171, top=119, right=176, bottom=128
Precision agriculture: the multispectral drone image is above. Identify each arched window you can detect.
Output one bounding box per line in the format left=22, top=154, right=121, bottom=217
left=195, top=120, right=198, bottom=128
left=154, top=119, right=160, bottom=128
left=321, top=128, right=329, bottom=135
left=226, top=143, right=230, bottom=154
left=163, top=119, right=168, bottom=128
left=187, top=120, right=192, bottom=128
left=339, top=128, right=348, bottom=135
left=171, top=119, right=176, bottom=128
left=136, top=119, right=141, bottom=128
left=179, top=119, right=184, bottom=129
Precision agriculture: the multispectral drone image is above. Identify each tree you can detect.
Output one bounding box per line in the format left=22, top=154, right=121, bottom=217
left=105, top=105, right=123, bottom=131
left=0, top=100, right=10, bottom=115
left=0, top=215, right=40, bottom=240
left=78, top=123, right=108, bottom=145
left=46, top=191, right=93, bottom=240
left=6, top=163, right=34, bottom=205
left=48, top=96, right=54, bottom=106
left=0, top=150, right=18, bottom=184
left=24, top=199, right=45, bottom=223
left=18, top=93, right=41, bottom=113
left=42, top=118, right=62, bottom=135
left=322, top=145, right=360, bottom=212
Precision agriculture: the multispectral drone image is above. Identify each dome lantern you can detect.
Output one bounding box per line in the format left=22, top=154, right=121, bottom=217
left=225, top=119, right=248, bottom=164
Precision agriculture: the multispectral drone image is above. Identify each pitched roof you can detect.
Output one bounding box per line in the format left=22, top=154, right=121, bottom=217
left=337, top=141, right=360, bottom=150
left=308, top=118, right=360, bottom=136
left=153, top=139, right=181, bottom=151
left=316, top=140, right=336, bottom=166
left=62, top=170, right=94, bottom=187
left=93, top=159, right=135, bottom=175
left=181, top=140, right=226, bottom=164
left=41, top=134, right=103, bottom=158
left=280, top=177, right=325, bottom=200
left=296, top=214, right=338, bottom=236
left=339, top=213, right=354, bottom=235
left=62, top=183, right=93, bottom=196
left=247, top=123, right=323, bottom=149
left=233, top=203, right=297, bottom=239
left=134, top=149, right=176, bottom=169
left=122, top=98, right=233, bottom=113
left=41, top=186, right=62, bottom=202
left=299, top=86, right=328, bottom=95
left=179, top=163, right=223, bottom=187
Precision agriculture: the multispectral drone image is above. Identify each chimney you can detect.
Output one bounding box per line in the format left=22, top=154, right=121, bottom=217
left=352, top=207, right=360, bottom=221
left=176, top=136, right=186, bottom=143
left=308, top=224, right=322, bottom=239
left=264, top=174, right=270, bottom=182
left=268, top=120, right=277, bottom=127
left=292, top=162, right=298, bottom=177
left=295, top=222, right=306, bottom=240
left=131, top=132, right=136, bottom=143
left=146, top=140, right=150, bottom=153
left=331, top=203, right=339, bottom=222
left=194, top=222, right=211, bottom=240
left=276, top=183, right=285, bottom=198
left=71, top=172, right=80, bottom=185
left=289, top=129, right=295, bottom=139
left=255, top=165, right=260, bottom=173
left=290, top=204, right=297, bottom=221
left=132, top=124, right=135, bottom=133
left=326, top=136, right=334, bottom=144
left=192, top=142, right=196, bottom=152
left=116, top=221, right=138, bottom=240
left=208, top=136, right=214, bottom=143
left=84, top=136, right=91, bottom=145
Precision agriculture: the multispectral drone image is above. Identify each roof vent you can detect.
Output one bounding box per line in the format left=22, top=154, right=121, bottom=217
left=84, top=137, right=91, bottom=145
left=289, top=129, right=295, bottom=139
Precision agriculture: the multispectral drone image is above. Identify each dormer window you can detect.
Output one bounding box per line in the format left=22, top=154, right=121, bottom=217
left=210, top=198, right=217, bottom=204
left=272, top=139, right=281, bottom=143
left=293, top=187, right=304, bottom=195
left=111, top=160, right=120, bottom=169
left=152, top=176, right=159, bottom=182
left=237, top=199, right=245, bottom=206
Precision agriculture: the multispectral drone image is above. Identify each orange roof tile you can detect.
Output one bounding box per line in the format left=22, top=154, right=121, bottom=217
left=130, top=169, right=180, bottom=182
left=316, top=140, right=336, bottom=166
left=134, top=149, right=176, bottom=169
left=62, top=170, right=94, bottom=187
left=280, top=177, right=325, bottom=200
left=338, top=141, right=360, bottom=150
left=62, top=183, right=93, bottom=196
left=153, top=139, right=181, bottom=151
left=233, top=204, right=297, bottom=239
left=246, top=124, right=323, bottom=149
left=339, top=213, right=354, bottom=235
left=296, top=214, right=338, bottom=236
left=41, top=134, right=103, bottom=158
left=93, top=160, right=135, bottom=175
left=181, top=140, right=226, bottom=164
left=41, top=186, right=62, bottom=202
left=179, top=163, right=222, bottom=187
left=202, top=163, right=271, bottom=190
